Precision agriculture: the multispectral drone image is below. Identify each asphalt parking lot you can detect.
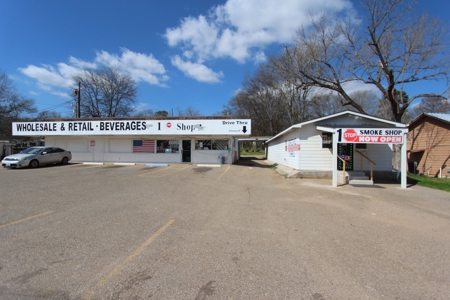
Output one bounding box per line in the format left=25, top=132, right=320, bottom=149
left=1, top=158, right=449, bottom=299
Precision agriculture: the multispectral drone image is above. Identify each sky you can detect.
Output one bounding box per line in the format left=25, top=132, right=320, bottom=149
left=0, top=0, right=448, bottom=118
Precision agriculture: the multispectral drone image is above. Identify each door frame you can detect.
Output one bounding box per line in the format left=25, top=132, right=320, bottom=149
left=182, top=140, right=191, bottom=163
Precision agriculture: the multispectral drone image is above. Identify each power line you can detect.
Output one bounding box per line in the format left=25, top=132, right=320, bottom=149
left=23, top=100, right=73, bottom=118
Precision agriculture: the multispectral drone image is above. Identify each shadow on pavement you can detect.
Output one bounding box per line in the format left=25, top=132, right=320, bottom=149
left=233, top=156, right=272, bottom=168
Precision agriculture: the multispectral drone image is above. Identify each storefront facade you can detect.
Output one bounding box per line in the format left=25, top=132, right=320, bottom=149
left=12, top=118, right=252, bottom=165
left=266, top=111, right=408, bottom=188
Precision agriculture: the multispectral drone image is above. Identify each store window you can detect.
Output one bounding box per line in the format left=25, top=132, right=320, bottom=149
left=322, top=132, right=332, bottom=148
left=157, top=140, right=179, bottom=153
left=195, top=139, right=228, bottom=150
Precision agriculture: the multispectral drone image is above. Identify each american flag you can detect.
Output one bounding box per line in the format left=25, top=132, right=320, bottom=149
left=133, top=140, right=155, bottom=153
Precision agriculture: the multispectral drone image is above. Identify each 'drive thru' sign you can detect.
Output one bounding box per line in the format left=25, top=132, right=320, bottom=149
left=340, top=128, right=406, bottom=144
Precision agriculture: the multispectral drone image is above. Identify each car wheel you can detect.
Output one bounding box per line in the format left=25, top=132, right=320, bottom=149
left=29, top=160, right=39, bottom=168
left=61, top=157, right=69, bottom=165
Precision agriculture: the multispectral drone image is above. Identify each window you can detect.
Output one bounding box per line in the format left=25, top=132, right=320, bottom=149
left=157, top=140, right=179, bottom=153
left=195, top=139, right=228, bottom=150
left=322, top=132, right=332, bottom=148
left=356, top=143, right=367, bottom=149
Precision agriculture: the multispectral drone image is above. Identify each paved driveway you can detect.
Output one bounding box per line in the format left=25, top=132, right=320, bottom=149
left=0, top=158, right=449, bottom=299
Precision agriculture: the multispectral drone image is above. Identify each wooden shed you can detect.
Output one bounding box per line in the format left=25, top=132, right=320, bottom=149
left=407, top=113, right=450, bottom=178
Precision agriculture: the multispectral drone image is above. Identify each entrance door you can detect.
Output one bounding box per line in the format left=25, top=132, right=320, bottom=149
left=182, top=140, right=191, bottom=163
left=338, top=143, right=353, bottom=171
left=91, top=139, right=104, bottom=162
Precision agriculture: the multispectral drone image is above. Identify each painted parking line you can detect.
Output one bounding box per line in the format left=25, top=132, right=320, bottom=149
left=146, top=165, right=192, bottom=178
left=83, top=219, right=175, bottom=300
left=69, top=164, right=103, bottom=170
left=0, top=211, right=53, bottom=230
left=138, top=164, right=176, bottom=177
left=218, top=165, right=232, bottom=180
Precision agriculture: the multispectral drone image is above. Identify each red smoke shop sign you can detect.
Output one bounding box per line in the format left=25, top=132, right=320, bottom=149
left=340, top=128, right=406, bottom=144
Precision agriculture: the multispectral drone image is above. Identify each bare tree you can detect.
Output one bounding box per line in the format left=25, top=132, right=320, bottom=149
left=0, top=70, right=36, bottom=139
left=308, top=92, right=344, bottom=118
left=35, top=111, right=63, bottom=120
left=413, top=96, right=450, bottom=115
left=176, top=106, right=201, bottom=116
left=73, top=65, right=137, bottom=117
left=271, top=0, right=449, bottom=122
left=348, top=90, right=380, bottom=116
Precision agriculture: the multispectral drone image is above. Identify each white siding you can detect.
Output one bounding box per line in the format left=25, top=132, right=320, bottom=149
left=67, top=139, right=88, bottom=152
left=354, top=144, right=392, bottom=171
left=267, top=125, right=334, bottom=171
left=298, top=124, right=333, bottom=170
left=267, top=130, right=299, bottom=169
left=267, top=124, right=394, bottom=172
left=193, top=150, right=231, bottom=164
left=44, top=136, right=234, bottom=164
left=46, top=137, right=92, bottom=161
left=109, top=139, right=132, bottom=153
left=46, top=137, right=88, bottom=153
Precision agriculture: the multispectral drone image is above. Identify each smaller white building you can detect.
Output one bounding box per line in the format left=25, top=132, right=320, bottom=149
left=11, top=118, right=251, bottom=165
left=266, top=111, right=408, bottom=188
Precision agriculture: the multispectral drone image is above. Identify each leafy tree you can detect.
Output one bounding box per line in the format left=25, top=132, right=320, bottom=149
left=73, top=65, right=137, bottom=117
left=271, top=0, right=449, bottom=122
left=154, top=110, right=169, bottom=117
left=0, top=70, right=36, bottom=139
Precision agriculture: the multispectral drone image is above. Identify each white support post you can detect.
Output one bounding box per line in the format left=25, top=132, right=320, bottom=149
left=401, top=132, right=408, bottom=188
left=332, top=130, right=338, bottom=187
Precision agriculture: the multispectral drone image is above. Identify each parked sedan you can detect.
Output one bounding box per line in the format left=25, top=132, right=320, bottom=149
left=1, top=146, right=72, bottom=168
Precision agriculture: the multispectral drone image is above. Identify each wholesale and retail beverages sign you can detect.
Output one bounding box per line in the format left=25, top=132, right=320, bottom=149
left=339, top=128, right=407, bottom=144
left=12, top=119, right=252, bottom=136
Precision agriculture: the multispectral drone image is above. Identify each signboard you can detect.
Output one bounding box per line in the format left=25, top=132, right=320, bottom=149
left=287, top=144, right=300, bottom=151
left=12, top=119, right=252, bottom=136
left=287, top=138, right=300, bottom=157
left=339, top=128, right=407, bottom=144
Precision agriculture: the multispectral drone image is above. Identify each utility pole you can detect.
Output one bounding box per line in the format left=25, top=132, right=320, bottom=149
left=77, top=82, right=81, bottom=118
left=73, top=82, right=81, bottom=118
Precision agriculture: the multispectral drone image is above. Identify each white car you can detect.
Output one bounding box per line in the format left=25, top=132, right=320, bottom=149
left=1, top=146, right=72, bottom=168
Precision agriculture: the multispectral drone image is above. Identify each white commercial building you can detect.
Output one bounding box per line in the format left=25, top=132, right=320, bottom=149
left=12, top=118, right=251, bottom=165
left=266, top=111, right=408, bottom=188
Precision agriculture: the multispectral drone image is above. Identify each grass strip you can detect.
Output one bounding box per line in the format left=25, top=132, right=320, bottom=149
left=408, top=173, right=450, bottom=192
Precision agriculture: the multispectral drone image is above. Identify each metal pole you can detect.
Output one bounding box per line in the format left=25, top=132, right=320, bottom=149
left=77, top=82, right=81, bottom=118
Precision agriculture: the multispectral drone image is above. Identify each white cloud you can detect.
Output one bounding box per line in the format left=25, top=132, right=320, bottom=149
left=254, top=50, right=267, bottom=65
left=165, top=0, right=353, bottom=64
left=49, top=90, right=72, bottom=98
left=19, top=49, right=169, bottom=97
left=94, top=49, right=168, bottom=85
left=69, top=56, right=97, bottom=69
left=166, top=15, right=219, bottom=59
left=19, top=64, right=73, bottom=88
left=342, top=81, right=380, bottom=95
left=171, top=55, right=223, bottom=83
